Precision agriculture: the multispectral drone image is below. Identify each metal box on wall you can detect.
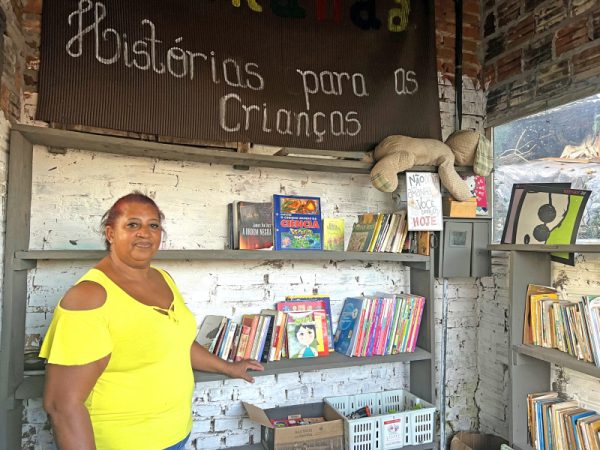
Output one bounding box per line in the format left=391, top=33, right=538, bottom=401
left=435, top=218, right=491, bottom=278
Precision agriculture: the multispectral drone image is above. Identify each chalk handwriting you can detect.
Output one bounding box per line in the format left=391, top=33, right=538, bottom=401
left=219, top=93, right=361, bottom=143
left=66, top=0, right=265, bottom=88
left=296, top=69, right=368, bottom=111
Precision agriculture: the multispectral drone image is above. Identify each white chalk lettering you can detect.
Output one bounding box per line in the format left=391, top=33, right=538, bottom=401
left=65, top=2, right=264, bottom=85
left=219, top=95, right=363, bottom=143
left=297, top=68, right=369, bottom=110
left=394, top=68, right=418, bottom=95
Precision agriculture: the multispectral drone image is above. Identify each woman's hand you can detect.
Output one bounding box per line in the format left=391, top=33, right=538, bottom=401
left=223, top=359, right=265, bottom=383
left=191, top=341, right=264, bottom=382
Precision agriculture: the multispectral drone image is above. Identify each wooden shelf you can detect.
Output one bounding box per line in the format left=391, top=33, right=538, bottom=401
left=489, top=244, right=600, bottom=253
left=513, top=344, right=600, bottom=378
left=195, top=347, right=431, bottom=382
left=17, top=348, right=431, bottom=400
left=16, top=250, right=431, bottom=268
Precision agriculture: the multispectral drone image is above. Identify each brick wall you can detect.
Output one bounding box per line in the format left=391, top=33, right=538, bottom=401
left=483, top=0, right=600, bottom=125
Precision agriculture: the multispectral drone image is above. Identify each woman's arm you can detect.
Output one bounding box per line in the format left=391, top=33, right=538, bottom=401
left=43, top=356, right=109, bottom=450
left=42, top=280, right=109, bottom=450
left=190, top=341, right=264, bottom=382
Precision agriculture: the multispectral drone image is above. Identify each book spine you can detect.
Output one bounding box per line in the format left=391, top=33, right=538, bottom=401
left=243, top=316, right=260, bottom=360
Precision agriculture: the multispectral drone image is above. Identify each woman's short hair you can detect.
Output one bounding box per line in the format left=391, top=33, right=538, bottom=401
left=100, top=191, right=165, bottom=250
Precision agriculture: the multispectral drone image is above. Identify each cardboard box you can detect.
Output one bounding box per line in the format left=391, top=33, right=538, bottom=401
left=443, top=197, right=477, bottom=218
left=243, top=401, right=344, bottom=450
left=450, top=431, right=509, bottom=450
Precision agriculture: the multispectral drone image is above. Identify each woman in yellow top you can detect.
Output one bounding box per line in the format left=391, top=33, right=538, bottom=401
left=40, top=192, right=264, bottom=450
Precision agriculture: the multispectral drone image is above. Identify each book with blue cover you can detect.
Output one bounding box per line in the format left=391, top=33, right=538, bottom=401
left=334, top=297, right=365, bottom=356
left=273, top=194, right=323, bottom=250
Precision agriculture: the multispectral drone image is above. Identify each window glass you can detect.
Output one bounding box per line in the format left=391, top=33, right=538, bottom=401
left=493, top=94, right=600, bottom=242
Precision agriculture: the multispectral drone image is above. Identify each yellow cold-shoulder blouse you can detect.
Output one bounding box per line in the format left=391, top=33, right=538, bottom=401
left=39, top=268, right=197, bottom=450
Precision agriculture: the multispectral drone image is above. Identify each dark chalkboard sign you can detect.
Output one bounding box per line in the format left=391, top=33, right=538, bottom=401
left=37, top=0, right=441, bottom=151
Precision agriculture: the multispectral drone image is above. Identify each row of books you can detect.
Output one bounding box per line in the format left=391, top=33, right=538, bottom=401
left=346, top=211, right=407, bottom=253
left=333, top=294, right=425, bottom=357
left=345, top=211, right=431, bottom=255
left=227, top=195, right=325, bottom=251
left=527, top=391, right=600, bottom=450
left=227, top=196, right=432, bottom=255
left=197, top=295, right=334, bottom=362
left=524, top=284, right=600, bottom=366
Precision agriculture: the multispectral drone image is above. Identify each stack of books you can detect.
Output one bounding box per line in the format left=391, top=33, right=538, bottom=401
left=527, top=391, right=600, bottom=450
left=196, top=295, right=333, bottom=363
left=333, top=293, right=425, bottom=357
left=346, top=211, right=408, bottom=253
left=524, top=284, right=600, bottom=366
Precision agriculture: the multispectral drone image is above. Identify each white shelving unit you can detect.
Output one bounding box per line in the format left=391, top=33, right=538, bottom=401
left=491, top=243, right=600, bottom=450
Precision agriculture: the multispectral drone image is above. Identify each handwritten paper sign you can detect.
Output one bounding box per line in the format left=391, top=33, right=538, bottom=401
left=36, top=0, right=440, bottom=151
left=406, top=172, right=443, bottom=231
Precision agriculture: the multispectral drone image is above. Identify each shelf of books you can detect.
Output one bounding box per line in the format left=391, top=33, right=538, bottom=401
left=495, top=245, right=600, bottom=449
left=16, top=250, right=431, bottom=265
left=513, top=344, right=600, bottom=379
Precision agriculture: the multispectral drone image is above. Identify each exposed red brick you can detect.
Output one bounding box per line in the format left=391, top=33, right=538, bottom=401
left=554, top=17, right=591, bottom=57
left=498, top=0, right=522, bottom=28
left=523, top=35, right=553, bottom=70
left=497, top=49, right=523, bottom=82
left=535, top=2, right=568, bottom=33
left=508, top=75, right=535, bottom=106
left=536, top=60, right=570, bottom=94
left=572, top=44, right=600, bottom=80
left=462, top=23, right=481, bottom=40
left=463, top=39, right=479, bottom=54
left=572, top=0, right=598, bottom=16
left=506, top=16, right=536, bottom=48
left=463, top=61, right=481, bottom=78
left=483, top=64, right=497, bottom=85
left=437, top=47, right=455, bottom=63
left=464, top=0, right=481, bottom=16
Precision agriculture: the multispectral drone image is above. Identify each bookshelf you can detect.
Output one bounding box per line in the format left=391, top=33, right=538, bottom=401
left=0, top=125, right=436, bottom=449
left=489, top=244, right=600, bottom=450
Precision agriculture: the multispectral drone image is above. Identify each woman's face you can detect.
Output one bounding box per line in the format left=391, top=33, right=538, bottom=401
left=105, top=201, right=162, bottom=267
left=296, top=326, right=315, bottom=346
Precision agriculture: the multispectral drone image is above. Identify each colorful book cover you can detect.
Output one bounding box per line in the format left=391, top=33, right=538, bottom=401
left=273, top=194, right=322, bottom=250
left=286, top=311, right=319, bottom=359
left=323, top=217, right=345, bottom=251
left=462, top=175, right=488, bottom=215
left=334, top=297, right=365, bottom=356
left=237, top=201, right=274, bottom=250
left=346, top=213, right=378, bottom=252
left=284, top=295, right=334, bottom=352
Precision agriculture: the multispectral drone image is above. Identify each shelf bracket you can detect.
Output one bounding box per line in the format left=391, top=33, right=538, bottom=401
left=11, top=258, right=37, bottom=271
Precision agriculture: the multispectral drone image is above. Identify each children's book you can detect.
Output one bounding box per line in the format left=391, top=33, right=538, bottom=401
left=346, top=213, right=378, bottom=252
left=237, top=201, right=274, bottom=250
left=286, top=311, right=319, bottom=359
left=323, top=218, right=345, bottom=251
left=284, top=295, right=334, bottom=352
left=273, top=194, right=322, bottom=250
left=462, top=175, right=488, bottom=215
left=334, top=297, right=365, bottom=356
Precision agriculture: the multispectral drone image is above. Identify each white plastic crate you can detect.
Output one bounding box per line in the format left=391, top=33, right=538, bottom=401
left=324, top=389, right=435, bottom=449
